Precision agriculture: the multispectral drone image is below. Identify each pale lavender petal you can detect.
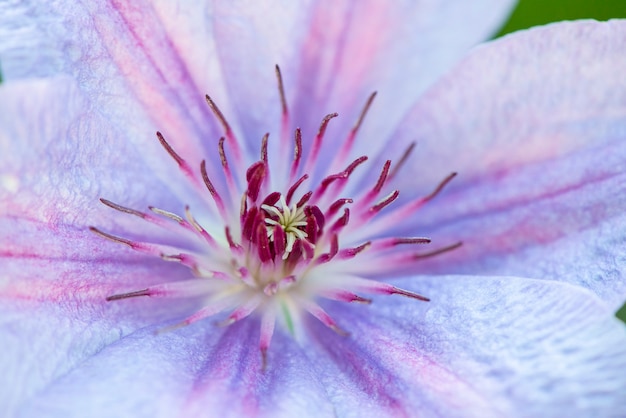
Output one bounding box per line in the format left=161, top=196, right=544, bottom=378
left=388, top=20, right=626, bottom=193
left=0, top=77, right=214, bottom=230
left=15, top=321, right=333, bottom=418
left=304, top=276, right=626, bottom=417
left=0, top=258, right=199, bottom=418
left=0, top=1, right=228, bottom=166
left=367, top=20, right=626, bottom=308
left=412, top=138, right=626, bottom=310
left=212, top=0, right=516, bottom=163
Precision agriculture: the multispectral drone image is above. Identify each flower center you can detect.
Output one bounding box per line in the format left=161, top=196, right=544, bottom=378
left=262, top=196, right=308, bottom=259
left=91, top=65, right=460, bottom=365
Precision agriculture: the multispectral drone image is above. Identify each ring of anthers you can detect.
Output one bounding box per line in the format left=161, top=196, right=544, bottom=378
left=90, top=65, right=460, bottom=367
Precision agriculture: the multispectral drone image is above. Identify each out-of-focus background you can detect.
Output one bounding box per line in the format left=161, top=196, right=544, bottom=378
left=498, top=0, right=626, bottom=322
left=497, top=0, right=626, bottom=37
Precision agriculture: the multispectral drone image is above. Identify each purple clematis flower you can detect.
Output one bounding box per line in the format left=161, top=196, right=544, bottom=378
left=1, top=1, right=626, bottom=417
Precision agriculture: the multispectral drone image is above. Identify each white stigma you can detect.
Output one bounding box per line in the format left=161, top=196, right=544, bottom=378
left=261, top=196, right=309, bottom=259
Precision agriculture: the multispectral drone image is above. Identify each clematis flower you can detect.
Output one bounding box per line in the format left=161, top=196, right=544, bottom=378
left=1, top=1, right=626, bottom=417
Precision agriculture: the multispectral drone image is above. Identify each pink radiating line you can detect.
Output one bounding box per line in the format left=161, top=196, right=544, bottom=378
left=302, top=300, right=349, bottom=336
left=259, top=306, right=277, bottom=370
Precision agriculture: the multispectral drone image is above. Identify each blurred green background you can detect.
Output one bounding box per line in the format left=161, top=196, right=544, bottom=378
left=498, top=0, right=626, bottom=322
left=498, top=0, right=626, bottom=36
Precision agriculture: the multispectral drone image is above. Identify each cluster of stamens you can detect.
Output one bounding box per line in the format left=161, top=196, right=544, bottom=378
left=91, top=65, right=459, bottom=365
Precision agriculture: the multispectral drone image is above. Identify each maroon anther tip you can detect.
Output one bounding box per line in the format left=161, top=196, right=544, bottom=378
left=389, top=141, right=416, bottom=180
left=156, top=131, right=185, bottom=167
left=328, top=198, right=353, bottom=217
left=205, top=94, right=232, bottom=134
left=261, top=192, right=281, bottom=207
left=99, top=198, right=145, bottom=218
left=260, top=133, right=269, bottom=163
left=106, top=288, right=151, bottom=301
left=285, top=174, right=309, bottom=205
left=275, top=65, right=288, bottom=116
left=246, top=161, right=267, bottom=202
left=370, top=190, right=399, bottom=213
left=373, top=160, right=391, bottom=193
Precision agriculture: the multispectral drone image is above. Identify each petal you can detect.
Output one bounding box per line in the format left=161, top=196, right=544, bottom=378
left=388, top=20, right=626, bottom=192
left=371, top=20, right=626, bottom=308
left=304, top=276, right=626, bottom=417
left=413, top=138, right=626, bottom=310
left=0, top=1, right=229, bottom=167
left=212, top=0, right=516, bottom=166
left=15, top=321, right=334, bottom=418
left=0, top=76, right=222, bottom=234
left=0, top=264, right=199, bottom=418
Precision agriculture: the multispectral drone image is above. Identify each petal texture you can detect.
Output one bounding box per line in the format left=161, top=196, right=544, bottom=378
left=371, top=20, right=626, bottom=308
left=211, top=0, right=516, bottom=158
left=306, top=276, right=626, bottom=417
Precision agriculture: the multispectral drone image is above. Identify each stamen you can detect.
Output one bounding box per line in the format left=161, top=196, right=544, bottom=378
left=149, top=207, right=184, bottom=223
left=370, top=190, right=399, bottom=213
left=285, top=174, right=309, bottom=205
left=302, top=300, right=349, bottom=336
left=290, top=128, right=303, bottom=180
left=330, top=91, right=377, bottom=172
left=99, top=198, right=145, bottom=218
left=275, top=65, right=288, bottom=116
left=92, top=68, right=465, bottom=363
left=205, top=94, right=244, bottom=166
left=156, top=131, right=204, bottom=190
left=422, top=172, right=457, bottom=203
left=302, top=113, right=338, bottom=175
left=414, top=241, right=463, bottom=259
left=388, top=141, right=416, bottom=180
left=200, top=160, right=228, bottom=220
left=260, top=133, right=269, bottom=163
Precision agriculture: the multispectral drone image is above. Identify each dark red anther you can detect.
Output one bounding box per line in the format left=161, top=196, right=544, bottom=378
left=317, top=234, right=339, bottom=264
left=256, top=222, right=272, bottom=263
left=246, top=161, right=267, bottom=202
left=240, top=192, right=248, bottom=219
left=275, top=64, right=288, bottom=116
left=156, top=131, right=184, bottom=167
left=389, top=141, right=416, bottom=180
left=414, top=241, right=463, bottom=259
left=307, top=205, right=325, bottom=232
left=200, top=160, right=219, bottom=197
left=296, top=191, right=312, bottom=208
left=273, top=225, right=287, bottom=258
left=330, top=208, right=350, bottom=233
left=422, top=172, right=457, bottom=202
left=373, top=160, right=391, bottom=193
left=370, top=190, right=399, bottom=213
left=291, top=128, right=303, bottom=177
left=99, top=198, right=146, bottom=219
left=320, top=172, right=347, bottom=190
left=305, top=210, right=319, bottom=244
left=262, top=192, right=281, bottom=207
left=206, top=94, right=232, bottom=135
left=393, top=237, right=432, bottom=245
left=242, top=206, right=260, bottom=243
left=106, top=288, right=151, bottom=301
left=285, top=174, right=309, bottom=205
left=301, top=239, right=316, bottom=260
left=261, top=133, right=269, bottom=163
left=338, top=241, right=371, bottom=259
left=327, top=198, right=353, bottom=218
left=303, top=113, right=339, bottom=174
left=225, top=227, right=240, bottom=250
left=344, top=156, right=368, bottom=175
left=218, top=137, right=229, bottom=169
